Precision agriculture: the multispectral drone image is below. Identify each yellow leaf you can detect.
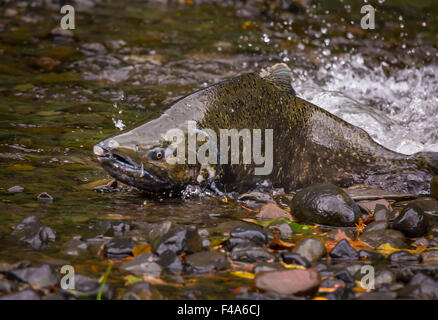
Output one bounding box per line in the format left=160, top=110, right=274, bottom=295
left=376, top=242, right=427, bottom=256
left=313, top=297, right=329, bottom=300
left=280, top=261, right=306, bottom=270
left=132, top=244, right=151, bottom=257
left=123, top=275, right=143, bottom=286
left=230, top=271, right=255, bottom=280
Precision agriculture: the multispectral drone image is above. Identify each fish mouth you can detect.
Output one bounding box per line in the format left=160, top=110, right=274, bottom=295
left=93, top=143, right=175, bottom=192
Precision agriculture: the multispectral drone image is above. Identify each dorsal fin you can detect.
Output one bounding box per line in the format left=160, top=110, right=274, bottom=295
left=259, top=63, right=296, bottom=95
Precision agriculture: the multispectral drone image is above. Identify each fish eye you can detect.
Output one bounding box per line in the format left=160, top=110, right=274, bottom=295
left=149, top=148, right=166, bottom=161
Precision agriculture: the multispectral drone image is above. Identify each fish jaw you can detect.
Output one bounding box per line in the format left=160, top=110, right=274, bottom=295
left=93, top=140, right=177, bottom=192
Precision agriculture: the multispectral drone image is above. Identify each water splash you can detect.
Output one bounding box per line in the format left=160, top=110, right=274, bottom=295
left=295, top=54, right=438, bottom=155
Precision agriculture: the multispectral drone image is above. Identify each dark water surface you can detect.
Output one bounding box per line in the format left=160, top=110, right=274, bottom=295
left=0, top=0, right=437, bottom=299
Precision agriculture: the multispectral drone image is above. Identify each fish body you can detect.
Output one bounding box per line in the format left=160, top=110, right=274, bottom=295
left=94, top=64, right=437, bottom=195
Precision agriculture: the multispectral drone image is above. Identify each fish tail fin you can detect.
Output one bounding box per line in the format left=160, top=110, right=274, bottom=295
left=259, top=63, right=296, bottom=95
left=412, top=151, right=438, bottom=174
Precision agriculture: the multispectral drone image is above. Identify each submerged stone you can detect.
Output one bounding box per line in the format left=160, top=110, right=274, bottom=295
left=153, top=227, right=202, bottom=256
left=293, top=238, right=326, bottom=262
left=291, top=184, right=361, bottom=227
left=9, top=216, right=56, bottom=250
left=255, top=268, right=320, bottom=296
left=392, top=203, right=429, bottom=238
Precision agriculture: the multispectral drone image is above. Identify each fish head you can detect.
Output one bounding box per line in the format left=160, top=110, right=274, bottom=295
left=93, top=119, right=200, bottom=193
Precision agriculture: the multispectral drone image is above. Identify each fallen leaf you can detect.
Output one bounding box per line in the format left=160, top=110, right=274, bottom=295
left=123, top=275, right=143, bottom=286
left=376, top=243, right=428, bottom=256
left=242, top=218, right=313, bottom=234
left=132, top=244, right=151, bottom=257
left=318, top=284, right=345, bottom=293
left=272, top=236, right=297, bottom=249
left=325, top=229, right=371, bottom=253
left=230, top=271, right=255, bottom=280
left=313, top=297, right=329, bottom=300
left=280, top=261, right=306, bottom=270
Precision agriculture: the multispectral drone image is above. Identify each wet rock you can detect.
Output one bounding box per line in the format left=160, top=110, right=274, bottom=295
left=63, top=236, right=88, bottom=256
left=256, top=203, right=293, bottom=221
left=421, top=251, right=438, bottom=264
left=363, top=221, right=388, bottom=233
left=225, top=225, right=268, bottom=250
left=153, top=227, right=202, bottom=256
left=0, top=280, right=13, bottom=294
left=50, top=28, right=75, bottom=43
left=104, top=237, right=135, bottom=258
left=359, top=229, right=406, bottom=249
left=291, top=184, right=361, bottom=227
left=156, top=250, right=183, bottom=273
left=122, top=282, right=162, bottom=300
left=388, top=251, right=420, bottom=263
left=0, top=260, right=30, bottom=273
left=255, top=268, right=320, bottom=296
left=374, top=204, right=390, bottom=222
left=411, top=198, right=438, bottom=216
left=293, top=238, right=326, bottom=263
left=431, top=176, right=438, bottom=200
left=374, top=268, right=396, bottom=288
left=184, top=251, right=229, bottom=273
left=267, top=221, right=293, bottom=238
left=322, top=286, right=355, bottom=300
left=8, top=264, right=58, bottom=288
left=10, top=216, right=56, bottom=249
left=237, top=191, right=274, bottom=209
left=358, top=250, right=384, bottom=261
left=81, top=43, right=107, bottom=56
left=398, top=273, right=438, bottom=299
left=143, top=221, right=173, bottom=243
left=95, top=220, right=131, bottom=237
left=67, top=274, right=116, bottom=299
left=8, top=185, right=24, bottom=193
left=230, top=243, right=273, bottom=263
left=37, top=192, right=53, bottom=204
left=119, top=254, right=162, bottom=277
left=335, top=269, right=354, bottom=283
left=0, top=289, right=41, bottom=300
left=280, top=252, right=310, bottom=268
left=329, top=239, right=359, bottom=261
left=392, top=203, right=429, bottom=238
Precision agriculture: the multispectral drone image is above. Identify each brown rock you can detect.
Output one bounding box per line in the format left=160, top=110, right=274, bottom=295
left=256, top=203, right=293, bottom=221
left=255, top=268, right=320, bottom=295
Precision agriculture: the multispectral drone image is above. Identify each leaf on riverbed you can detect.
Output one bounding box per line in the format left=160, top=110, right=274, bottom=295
left=376, top=243, right=429, bottom=256
left=272, top=236, right=296, bottom=249
left=241, top=218, right=313, bottom=234
left=325, top=229, right=371, bottom=253
left=280, top=261, right=306, bottom=270
left=230, top=271, right=255, bottom=279
left=123, top=275, right=143, bottom=286
left=132, top=244, right=151, bottom=257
